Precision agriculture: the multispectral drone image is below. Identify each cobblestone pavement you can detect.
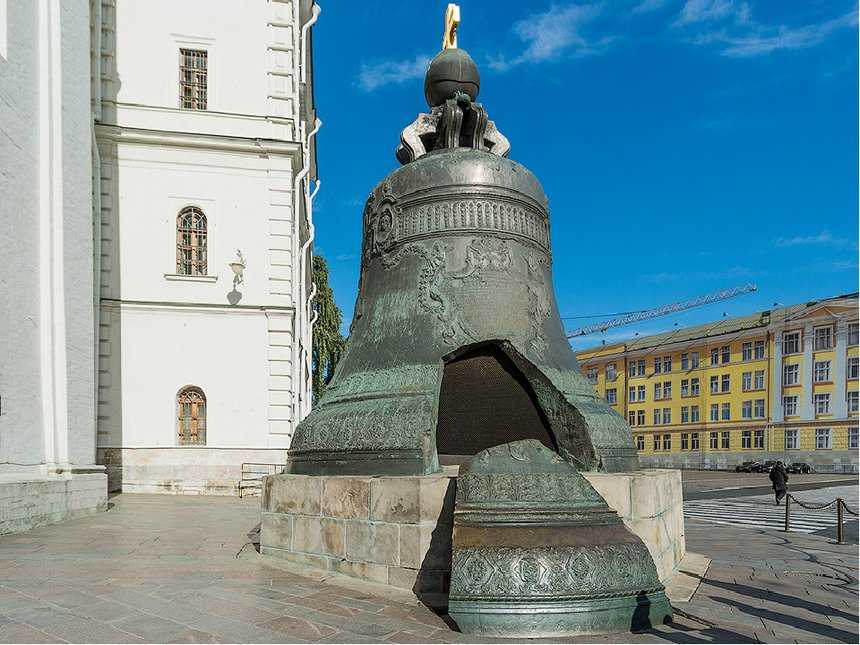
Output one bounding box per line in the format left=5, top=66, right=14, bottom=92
left=0, top=494, right=857, bottom=643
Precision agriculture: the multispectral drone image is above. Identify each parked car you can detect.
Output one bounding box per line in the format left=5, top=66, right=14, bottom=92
left=755, top=460, right=779, bottom=473
left=735, top=461, right=760, bottom=473
left=787, top=462, right=813, bottom=474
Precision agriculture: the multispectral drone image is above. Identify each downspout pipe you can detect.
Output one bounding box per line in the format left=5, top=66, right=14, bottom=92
left=300, top=5, right=321, bottom=85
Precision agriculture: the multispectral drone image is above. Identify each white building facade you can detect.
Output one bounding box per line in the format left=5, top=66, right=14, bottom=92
left=94, top=0, right=320, bottom=494
left=1, top=0, right=320, bottom=517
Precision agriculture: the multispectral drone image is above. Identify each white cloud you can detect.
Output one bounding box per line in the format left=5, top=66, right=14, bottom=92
left=489, top=3, right=604, bottom=72
left=718, top=12, right=857, bottom=57
left=356, top=54, right=431, bottom=92
left=632, top=0, right=669, bottom=15
left=672, top=2, right=856, bottom=58
left=773, top=230, right=855, bottom=248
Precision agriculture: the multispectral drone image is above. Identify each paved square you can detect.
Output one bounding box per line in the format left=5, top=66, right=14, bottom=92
left=0, top=494, right=856, bottom=643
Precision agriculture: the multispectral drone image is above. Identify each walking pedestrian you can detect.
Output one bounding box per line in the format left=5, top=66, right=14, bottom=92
left=769, top=460, right=789, bottom=505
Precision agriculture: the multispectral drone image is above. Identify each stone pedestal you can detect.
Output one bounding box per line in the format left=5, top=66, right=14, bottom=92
left=259, top=468, right=684, bottom=592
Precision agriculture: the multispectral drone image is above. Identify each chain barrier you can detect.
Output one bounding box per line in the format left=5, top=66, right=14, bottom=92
left=784, top=494, right=858, bottom=544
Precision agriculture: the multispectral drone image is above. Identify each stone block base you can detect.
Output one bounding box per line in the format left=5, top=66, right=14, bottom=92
left=0, top=472, right=108, bottom=535
left=259, top=468, right=685, bottom=592
left=584, top=469, right=685, bottom=583
left=97, top=447, right=287, bottom=495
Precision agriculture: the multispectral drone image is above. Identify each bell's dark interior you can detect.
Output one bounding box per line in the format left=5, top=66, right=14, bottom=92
left=436, top=344, right=558, bottom=464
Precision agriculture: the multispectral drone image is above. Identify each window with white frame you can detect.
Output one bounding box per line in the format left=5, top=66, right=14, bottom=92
left=815, top=427, right=831, bottom=449
left=653, top=434, right=660, bottom=451
left=754, top=370, right=765, bottom=390
left=849, top=427, right=858, bottom=449
left=721, top=345, right=731, bottom=363
left=784, top=429, right=798, bottom=450
left=754, top=399, right=765, bottom=418
left=848, top=357, right=859, bottom=380
left=179, top=48, right=208, bottom=110
left=721, top=374, right=730, bottom=393
left=710, top=375, right=719, bottom=394
left=783, top=331, right=801, bottom=355
left=848, top=391, right=858, bottom=413
left=742, top=342, right=752, bottom=361
left=742, top=372, right=752, bottom=391
left=691, top=377, right=700, bottom=396
left=813, top=360, right=831, bottom=383
left=628, top=362, right=637, bottom=377
left=721, top=431, right=730, bottom=449
left=711, top=348, right=719, bottom=365
left=654, top=357, right=662, bottom=374
left=849, top=322, right=859, bottom=346
left=586, top=367, right=598, bottom=384
left=754, top=340, right=765, bottom=360
left=783, top=395, right=798, bottom=416
left=721, top=402, right=731, bottom=420
left=784, top=363, right=799, bottom=386
left=691, top=352, right=700, bottom=368
left=637, top=409, right=645, bottom=425
left=636, top=435, right=645, bottom=450
left=680, top=379, right=689, bottom=397
left=681, top=353, right=689, bottom=370
left=681, top=406, right=689, bottom=423
left=754, top=429, right=764, bottom=449
left=709, top=432, right=718, bottom=449
left=691, top=405, right=700, bottom=422
left=663, top=381, right=672, bottom=399
left=637, top=385, right=646, bottom=401
left=741, top=430, right=751, bottom=449
left=663, top=356, right=672, bottom=373
left=637, top=360, right=646, bottom=376
left=606, top=363, right=617, bottom=381
left=681, top=433, right=689, bottom=450
left=691, top=432, right=700, bottom=450
left=662, top=434, right=671, bottom=450
left=606, top=388, right=617, bottom=405
left=814, top=393, right=831, bottom=415
left=628, top=411, right=636, bottom=425
left=710, top=404, right=719, bottom=421
left=662, top=408, right=671, bottom=424
left=813, top=326, right=833, bottom=351
left=629, top=386, right=636, bottom=402
left=654, top=382, right=662, bottom=400
left=742, top=400, right=752, bottom=419
left=653, top=409, right=661, bottom=425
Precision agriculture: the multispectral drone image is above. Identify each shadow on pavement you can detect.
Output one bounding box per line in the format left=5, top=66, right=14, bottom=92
left=712, top=596, right=857, bottom=643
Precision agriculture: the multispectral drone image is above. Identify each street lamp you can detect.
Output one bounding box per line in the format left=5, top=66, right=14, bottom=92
left=229, top=250, right=246, bottom=288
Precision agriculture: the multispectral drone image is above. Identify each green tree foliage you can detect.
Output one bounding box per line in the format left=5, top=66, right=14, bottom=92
left=311, top=255, right=346, bottom=403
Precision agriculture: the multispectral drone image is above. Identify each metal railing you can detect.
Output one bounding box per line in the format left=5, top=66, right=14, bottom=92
left=784, top=493, right=859, bottom=544
left=238, top=462, right=285, bottom=498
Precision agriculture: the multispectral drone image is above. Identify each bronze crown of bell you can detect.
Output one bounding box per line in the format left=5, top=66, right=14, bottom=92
left=287, top=32, right=638, bottom=477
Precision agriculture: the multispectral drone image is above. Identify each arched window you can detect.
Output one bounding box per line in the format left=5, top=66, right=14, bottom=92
left=176, top=207, right=207, bottom=275
left=177, top=386, right=206, bottom=445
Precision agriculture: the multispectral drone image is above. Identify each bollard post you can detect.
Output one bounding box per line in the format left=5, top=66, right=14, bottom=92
left=837, top=499, right=843, bottom=544
left=784, top=495, right=791, bottom=532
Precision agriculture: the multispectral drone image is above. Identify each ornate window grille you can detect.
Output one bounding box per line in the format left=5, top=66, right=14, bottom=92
left=177, top=386, right=207, bottom=446
left=180, top=48, right=208, bottom=110
left=176, top=207, right=208, bottom=275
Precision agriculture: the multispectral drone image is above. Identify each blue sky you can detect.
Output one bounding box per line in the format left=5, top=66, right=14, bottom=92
left=311, top=0, right=858, bottom=347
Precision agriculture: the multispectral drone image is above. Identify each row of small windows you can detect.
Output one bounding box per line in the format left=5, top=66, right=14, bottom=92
left=587, top=326, right=859, bottom=384
left=782, top=323, right=859, bottom=354
left=624, top=391, right=857, bottom=424
left=635, top=427, right=858, bottom=452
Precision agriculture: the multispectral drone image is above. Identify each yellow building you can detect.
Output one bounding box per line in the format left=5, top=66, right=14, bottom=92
left=576, top=293, right=859, bottom=472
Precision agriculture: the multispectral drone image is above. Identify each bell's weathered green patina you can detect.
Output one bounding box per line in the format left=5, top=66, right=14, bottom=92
left=448, top=440, right=672, bottom=637
left=286, top=44, right=638, bottom=476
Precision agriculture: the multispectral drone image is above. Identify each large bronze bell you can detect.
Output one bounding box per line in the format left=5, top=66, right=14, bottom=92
left=286, top=46, right=638, bottom=476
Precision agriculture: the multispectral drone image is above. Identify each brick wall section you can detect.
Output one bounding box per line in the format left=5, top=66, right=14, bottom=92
left=0, top=474, right=108, bottom=535
left=260, top=474, right=456, bottom=593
